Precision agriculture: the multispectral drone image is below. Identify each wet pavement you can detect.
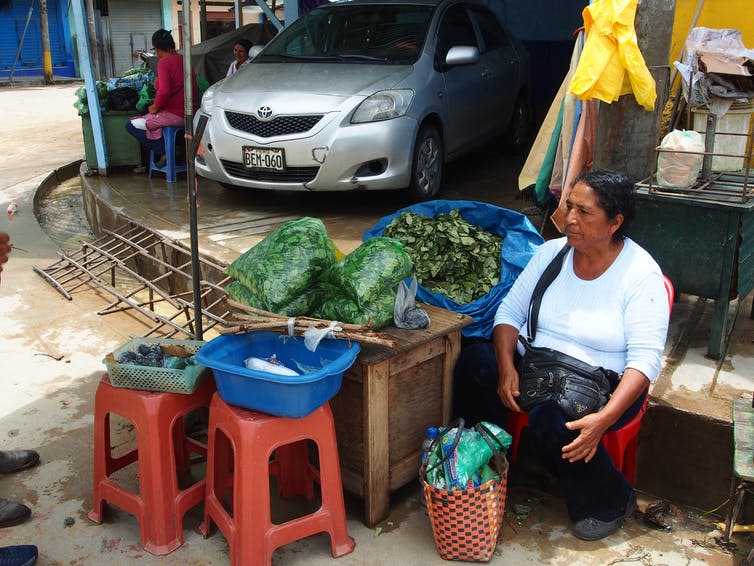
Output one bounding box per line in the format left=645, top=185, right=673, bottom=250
left=1, top=83, right=753, bottom=565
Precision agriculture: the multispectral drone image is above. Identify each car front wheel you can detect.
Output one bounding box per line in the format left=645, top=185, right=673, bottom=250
left=505, top=94, right=532, bottom=155
left=408, top=124, right=444, bottom=200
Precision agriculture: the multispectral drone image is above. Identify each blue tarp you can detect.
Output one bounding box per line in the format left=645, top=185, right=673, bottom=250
left=363, top=200, right=544, bottom=339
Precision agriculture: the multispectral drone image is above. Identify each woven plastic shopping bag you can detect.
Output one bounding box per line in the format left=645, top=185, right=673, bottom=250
left=421, top=422, right=509, bottom=562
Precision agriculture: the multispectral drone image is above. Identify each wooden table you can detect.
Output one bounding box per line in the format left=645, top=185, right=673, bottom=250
left=329, top=304, right=471, bottom=526
left=631, top=187, right=754, bottom=359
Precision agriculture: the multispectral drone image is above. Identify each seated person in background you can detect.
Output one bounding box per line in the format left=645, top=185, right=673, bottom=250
left=453, top=169, right=669, bottom=541
left=226, top=38, right=254, bottom=77
left=125, top=29, right=199, bottom=170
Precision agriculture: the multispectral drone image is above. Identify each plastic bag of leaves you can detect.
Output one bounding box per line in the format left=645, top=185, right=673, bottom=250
left=276, top=284, right=327, bottom=316
left=73, top=82, right=110, bottom=115
left=136, top=82, right=156, bottom=112
left=364, top=200, right=544, bottom=340
left=225, top=279, right=325, bottom=317
left=313, top=289, right=397, bottom=329
left=321, top=237, right=413, bottom=307
left=226, top=217, right=336, bottom=314
left=224, top=280, right=265, bottom=309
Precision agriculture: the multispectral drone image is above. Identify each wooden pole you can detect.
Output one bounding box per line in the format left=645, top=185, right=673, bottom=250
left=39, top=0, right=53, bottom=83
left=85, top=0, right=101, bottom=79
left=593, top=0, right=677, bottom=181
left=182, top=1, right=204, bottom=340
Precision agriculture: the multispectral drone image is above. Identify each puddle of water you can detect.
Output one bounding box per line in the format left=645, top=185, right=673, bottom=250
left=36, top=176, right=94, bottom=252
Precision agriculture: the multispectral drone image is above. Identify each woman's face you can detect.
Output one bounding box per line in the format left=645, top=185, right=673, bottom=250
left=233, top=43, right=250, bottom=64
left=563, top=181, right=623, bottom=250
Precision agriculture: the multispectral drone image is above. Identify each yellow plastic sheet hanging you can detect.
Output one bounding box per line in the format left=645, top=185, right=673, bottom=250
left=569, top=0, right=656, bottom=111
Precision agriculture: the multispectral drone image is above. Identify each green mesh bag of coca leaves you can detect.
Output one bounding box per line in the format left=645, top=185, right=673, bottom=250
left=225, top=217, right=336, bottom=314
left=224, top=280, right=265, bottom=309
left=224, top=279, right=325, bottom=317
left=312, top=237, right=413, bottom=329
left=313, top=291, right=396, bottom=329
left=323, top=237, right=413, bottom=307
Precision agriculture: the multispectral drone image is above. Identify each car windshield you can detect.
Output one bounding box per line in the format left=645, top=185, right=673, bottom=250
left=258, top=3, right=434, bottom=64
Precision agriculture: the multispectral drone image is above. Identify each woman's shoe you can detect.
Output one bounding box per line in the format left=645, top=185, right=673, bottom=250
left=572, top=516, right=623, bottom=541
left=572, top=492, right=637, bottom=541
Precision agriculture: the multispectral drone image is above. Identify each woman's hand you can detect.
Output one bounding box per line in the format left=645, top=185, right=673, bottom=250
left=562, top=413, right=609, bottom=463
left=492, top=324, right=523, bottom=412
left=497, top=360, right=521, bottom=412
left=563, top=371, right=649, bottom=463
left=148, top=103, right=159, bottom=114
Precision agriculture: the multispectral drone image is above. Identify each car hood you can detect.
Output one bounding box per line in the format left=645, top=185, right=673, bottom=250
left=215, top=62, right=414, bottom=113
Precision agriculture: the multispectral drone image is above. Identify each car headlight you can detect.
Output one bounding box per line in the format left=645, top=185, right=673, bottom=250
left=351, top=89, right=414, bottom=124
left=200, top=82, right=222, bottom=115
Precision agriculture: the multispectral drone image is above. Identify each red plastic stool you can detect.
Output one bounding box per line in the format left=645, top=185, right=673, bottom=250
left=505, top=396, right=649, bottom=484
left=200, top=393, right=354, bottom=566
left=88, top=374, right=216, bottom=555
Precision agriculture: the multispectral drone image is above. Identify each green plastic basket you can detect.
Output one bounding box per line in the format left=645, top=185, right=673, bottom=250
left=103, top=338, right=209, bottom=394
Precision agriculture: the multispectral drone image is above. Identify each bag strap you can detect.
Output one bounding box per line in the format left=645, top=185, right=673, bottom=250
left=474, top=422, right=506, bottom=474
left=423, top=418, right=465, bottom=476
left=526, top=243, right=571, bottom=340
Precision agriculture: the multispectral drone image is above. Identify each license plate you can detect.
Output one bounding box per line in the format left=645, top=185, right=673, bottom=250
left=242, top=147, right=285, bottom=171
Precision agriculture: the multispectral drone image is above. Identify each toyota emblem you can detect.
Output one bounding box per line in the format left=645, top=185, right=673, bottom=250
left=257, top=106, right=273, bottom=120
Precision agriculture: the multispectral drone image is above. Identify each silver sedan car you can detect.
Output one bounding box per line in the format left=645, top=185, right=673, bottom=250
left=195, top=0, right=531, bottom=199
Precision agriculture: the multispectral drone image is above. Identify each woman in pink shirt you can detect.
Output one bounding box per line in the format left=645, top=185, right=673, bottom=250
left=126, top=29, right=199, bottom=168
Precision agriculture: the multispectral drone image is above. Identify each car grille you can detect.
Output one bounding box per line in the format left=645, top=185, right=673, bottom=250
left=221, top=160, right=319, bottom=183
left=225, top=111, right=324, bottom=138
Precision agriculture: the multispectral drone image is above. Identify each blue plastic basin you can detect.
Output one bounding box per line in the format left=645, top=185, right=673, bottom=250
left=196, top=331, right=361, bottom=418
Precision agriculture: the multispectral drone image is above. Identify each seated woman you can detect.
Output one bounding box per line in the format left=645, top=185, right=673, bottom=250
left=125, top=29, right=199, bottom=169
left=226, top=38, right=254, bottom=77
left=453, top=169, right=669, bottom=541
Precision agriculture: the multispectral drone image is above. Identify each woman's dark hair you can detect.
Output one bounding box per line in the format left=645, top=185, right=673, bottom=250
left=572, top=169, right=636, bottom=242
left=236, top=38, right=253, bottom=53
left=152, top=29, right=176, bottom=52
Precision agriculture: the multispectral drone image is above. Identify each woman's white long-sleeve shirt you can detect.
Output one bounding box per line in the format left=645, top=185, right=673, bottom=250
left=493, top=237, right=669, bottom=382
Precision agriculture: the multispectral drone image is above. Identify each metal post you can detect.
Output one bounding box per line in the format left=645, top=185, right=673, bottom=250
left=199, top=0, right=208, bottom=42
left=234, top=0, right=242, bottom=28
left=255, top=0, right=284, bottom=31
left=85, top=0, right=101, bottom=79
left=283, top=0, right=298, bottom=26
left=9, top=0, right=36, bottom=84
left=39, top=0, right=53, bottom=83
left=701, top=112, right=717, bottom=180
left=182, top=1, right=204, bottom=340
left=71, top=0, right=108, bottom=175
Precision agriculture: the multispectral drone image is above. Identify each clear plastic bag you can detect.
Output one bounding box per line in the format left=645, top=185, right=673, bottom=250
left=394, top=276, right=430, bottom=329
left=656, top=129, right=705, bottom=188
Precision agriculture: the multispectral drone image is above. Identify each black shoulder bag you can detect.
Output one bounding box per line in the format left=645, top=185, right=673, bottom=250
left=516, top=244, right=621, bottom=419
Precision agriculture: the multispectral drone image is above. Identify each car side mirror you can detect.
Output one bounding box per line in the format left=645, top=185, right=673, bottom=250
left=444, top=46, right=479, bottom=67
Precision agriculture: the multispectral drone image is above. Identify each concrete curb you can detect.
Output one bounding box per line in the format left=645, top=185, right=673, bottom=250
left=32, top=159, right=84, bottom=216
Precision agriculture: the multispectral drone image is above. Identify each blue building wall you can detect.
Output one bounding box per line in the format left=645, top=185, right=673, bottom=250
left=0, top=0, right=76, bottom=78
